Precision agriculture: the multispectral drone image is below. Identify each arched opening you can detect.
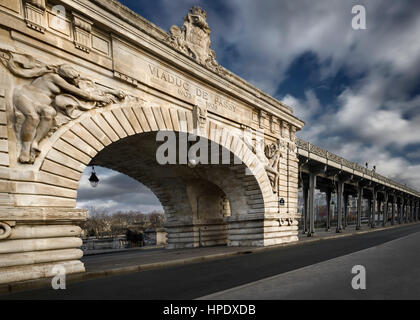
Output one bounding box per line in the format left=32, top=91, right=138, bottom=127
left=77, top=165, right=166, bottom=250
left=73, top=130, right=258, bottom=249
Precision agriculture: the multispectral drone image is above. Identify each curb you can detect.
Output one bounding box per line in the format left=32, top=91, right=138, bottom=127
left=1, top=222, right=419, bottom=296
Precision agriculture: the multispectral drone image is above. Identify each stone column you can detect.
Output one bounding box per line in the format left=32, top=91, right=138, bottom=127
left=417, top=200, right=420, bottom=221
left=336, top=181, right=344, bottom=233
left=378, top=197, right=382, bottom=227
left=371, top=189, right=377, bottom=228
left=410, top=200, right=413, bottom=222
left=308, top=172, right=316, bottom=237
left=412, top=200, right=415, bottom=222
left=343, top=193, right=349, bottom=230
left=397, top=198, right=402, bottom=224
left=302, top=181, right=309, bottom=234
left=383, top=192, right=388, bottom=227
left=325, top=189, right=332, bottom=231
left=356, top=185, right=363, bottom=230
left=368, top=197, right=372, bottom=226
left=391, top=195, right=396, bottom=225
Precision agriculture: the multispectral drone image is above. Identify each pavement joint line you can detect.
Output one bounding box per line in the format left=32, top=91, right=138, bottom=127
left=1, top=221, right=419, bottom=296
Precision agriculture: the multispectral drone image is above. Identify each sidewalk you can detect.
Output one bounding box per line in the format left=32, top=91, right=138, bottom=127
left=83, top=245, right=165, bottom=256
left=1, top=221, right=418, bottom=295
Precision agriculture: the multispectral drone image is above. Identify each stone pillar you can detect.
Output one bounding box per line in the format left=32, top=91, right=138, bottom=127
left=371, top=189, right=377, bottom=228
left=307, top=172, right=316, bottom=237
left=0, top=208, right=88, bottom=284
left=398, top=198, right=403, bottom=224
left=391, top=195, right=396, bottom=225
left=356, top=185, right=363, bottom=230
left=368, top=197, right=372, bottom=226
left=417, top=200, right=420, bottom=221
left=302, top=181, right=309, bottom=234
left=336, top=181, right=344, bottom=233
left=343, top=193, right=349, bottom=230
left=383, top=192, right=388, bottom=227
left=412, top=200, right=415, bottom=222
left=325, top=189, right=332, bottom=231
left=410, top=200, right=413, bottom=222
left=377, top=197, right=382, bottom=227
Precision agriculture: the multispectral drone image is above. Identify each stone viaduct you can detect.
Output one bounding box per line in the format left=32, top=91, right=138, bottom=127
left=0, top=0, right=418, bottom=284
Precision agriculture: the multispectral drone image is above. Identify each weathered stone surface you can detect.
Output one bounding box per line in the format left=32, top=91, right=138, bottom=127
left=0, top=0, right=307, bottom=284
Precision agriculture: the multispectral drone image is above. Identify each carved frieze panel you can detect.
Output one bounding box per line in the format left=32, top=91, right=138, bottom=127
left=24, top=0, right=46, bottom=33
left=72, top=12, right=93, bottom=52
left=259, top=110, right=268, bottom=129
left=91, top=31, right=110, bottom=56
left=0, top=48, right=128, bottom=164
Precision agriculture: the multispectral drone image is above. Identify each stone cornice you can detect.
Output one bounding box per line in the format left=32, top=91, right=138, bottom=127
left=0, top=207, right=88, bottom=221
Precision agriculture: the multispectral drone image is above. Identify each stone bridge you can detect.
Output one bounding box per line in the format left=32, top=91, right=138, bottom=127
left=0, top=0, right=418, bottom=284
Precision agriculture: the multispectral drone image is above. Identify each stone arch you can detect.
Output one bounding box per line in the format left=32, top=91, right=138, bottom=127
left=34, top=102, right=278, bottom=247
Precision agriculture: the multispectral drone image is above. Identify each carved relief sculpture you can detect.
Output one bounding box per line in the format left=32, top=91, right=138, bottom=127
left=193, top=104, right=207, bottom=132
left=264, top=142, right=281, bottom=193
left=166, top=7, right=226, bottom=76
left=0, top=49, right=126, bottom=164
left=243, top=132, right=281, bottom=193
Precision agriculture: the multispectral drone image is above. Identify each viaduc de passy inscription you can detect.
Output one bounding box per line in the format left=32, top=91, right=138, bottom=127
left=148, top=63, right=237, bottom=113
left=0, top=0, right=304, bottom=285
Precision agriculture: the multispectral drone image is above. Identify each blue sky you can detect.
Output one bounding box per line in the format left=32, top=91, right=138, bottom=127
left=77, top=0, right=420, bottom=213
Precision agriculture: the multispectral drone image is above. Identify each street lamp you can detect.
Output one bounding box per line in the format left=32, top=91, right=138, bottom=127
left=89, top=166, right=99, bottom=187
left=187, top=140, right=198, bottom=168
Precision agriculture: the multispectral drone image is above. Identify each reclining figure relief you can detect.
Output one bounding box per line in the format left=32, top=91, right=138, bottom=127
left=0, top=50, right=126, bottom=164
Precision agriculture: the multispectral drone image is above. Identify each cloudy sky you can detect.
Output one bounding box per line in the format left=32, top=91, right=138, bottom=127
left=77, top=0, right=420, bottom=213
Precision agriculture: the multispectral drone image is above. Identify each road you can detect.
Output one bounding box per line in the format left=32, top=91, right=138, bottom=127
left=3, top=223, right=420, bottom=300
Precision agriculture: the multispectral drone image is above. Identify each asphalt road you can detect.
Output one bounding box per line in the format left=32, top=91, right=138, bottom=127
left=3, top=223, right=420, bottom=300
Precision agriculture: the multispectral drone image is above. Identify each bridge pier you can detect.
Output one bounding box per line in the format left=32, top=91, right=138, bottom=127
left=325, top=189, right=332, bottom=231
left=307, top=173, right=316, bottom=237
left=383, top=192, right=388, bottom=227
left=302, top=181, right=309, bottom=234
left=336, top=180, right=344, bottom=233
left=343, top=193, right=349, bottom=230
left=391, top=195, right=396, bottom=225
left=400, top=197, right=403, bottom=224
left=371, top=189, right=378, bottom=228
left=356, top=185, right=363, bottom=230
